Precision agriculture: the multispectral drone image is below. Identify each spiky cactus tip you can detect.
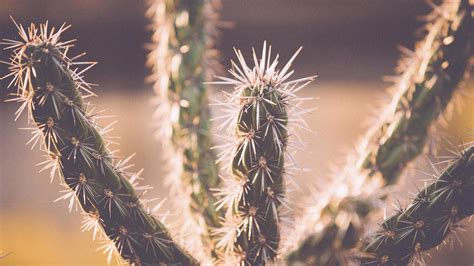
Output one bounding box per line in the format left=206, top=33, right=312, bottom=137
left=2, top=20, right=196, bottom=265
left=146, top=0, right=223, bottom=261
left=211, top=42, right=316, bottom=264
left=287, top=0, right=472, bottom=264
left=359, top=144, right=474, bottom=265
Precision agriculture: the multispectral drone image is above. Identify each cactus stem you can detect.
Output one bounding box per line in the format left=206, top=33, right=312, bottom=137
left=212, top=41, right=315, bottom=264
left=359, top=144, right=474, bottom=265
left=2, top=20, right=197, bottom=265
left=287, top=0, right=472, bottom=264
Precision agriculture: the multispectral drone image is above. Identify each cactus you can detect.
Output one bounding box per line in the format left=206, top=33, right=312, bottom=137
left=146, top=0, right=222, bottom=260
left=2, top=21, right=196, bottom=265
left=359, top=144, right=474, bottom=265
left=287, top=0, right=472, bottom=264
left=212, top=42, right=316, bottom=264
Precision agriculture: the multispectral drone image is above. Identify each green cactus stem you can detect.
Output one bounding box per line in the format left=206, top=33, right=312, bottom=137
left=359, top=144, right=474, bottom=265
left=212, top=42, right=316, bottom=264
left=2, top=21, right=196, bottom=265
left=146, top=0, right=222, bottom=260
left=287, top=0, right=472, bottom=264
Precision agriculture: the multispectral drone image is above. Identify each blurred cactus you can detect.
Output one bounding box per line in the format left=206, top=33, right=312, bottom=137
left=360, top=144, right=474, bottom=265
left=212, top=42, right=316, bottom=264
left=146, top=0, right=222, bottom=260
left=287, top=0, right=472, bottom=264
left=0, top=252, right=11, bottom=259
left=2, top=21, right=196, bottom=265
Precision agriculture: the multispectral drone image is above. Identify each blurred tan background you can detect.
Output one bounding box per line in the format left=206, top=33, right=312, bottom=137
left=0, top=0, right=473, bottom=265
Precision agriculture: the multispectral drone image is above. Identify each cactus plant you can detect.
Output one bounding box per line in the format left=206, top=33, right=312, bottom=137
left=3, top=0, right=474, bottom=264
left=211, top=42, right=316, bottom=264
left=359, top=144, right=474, bottom=265
left=287, top=0, right=472, bottom=264
left=146, top=0, right=222, bottom=260
left=2, top=20, right=196, bottom=265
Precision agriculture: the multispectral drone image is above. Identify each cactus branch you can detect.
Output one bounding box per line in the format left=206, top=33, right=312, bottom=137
left=212, top=42, right=316, bottom=264
left=2, top=21, right=196, bottom=265
left=359, top=144, right=474, bottom=265
left=287, top=0, right=472, bottom=264
left=146, top=0, right=222, bottom=260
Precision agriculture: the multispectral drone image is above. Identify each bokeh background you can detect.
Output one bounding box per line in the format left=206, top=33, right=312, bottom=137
left=0, top=0, right=473, bottom=264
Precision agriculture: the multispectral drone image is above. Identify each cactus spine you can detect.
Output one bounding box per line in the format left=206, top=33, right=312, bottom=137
left=360, top=144, right=474, bottom=265
left=287, top=0, right=472, bottom=264
left=2, top=21, right=196, bottom=265
left=212, top=42, right=316, bottom=264
left=147, top=0, right=222, bottom=260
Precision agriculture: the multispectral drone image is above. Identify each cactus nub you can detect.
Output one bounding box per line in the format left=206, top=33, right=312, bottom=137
left=287, top=0, right=472, bottom=264
left=212, top=42, right=316, bottom=264
left=360, top=144, right=474, bottom=265
left=2, top=21, right=196, bottom=265
left=146, top=0, right=223, bottom=260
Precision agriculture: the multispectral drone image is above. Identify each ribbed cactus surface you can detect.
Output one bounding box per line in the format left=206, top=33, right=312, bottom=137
left=2, top=21, right=196, bottom=265
left=360, top=144, right=474, bottom=265
left=287, top=0, right=472, bottom=264
left=212, top=42, right=316, bottom=264
left=147, top=0, right=222, bottom=260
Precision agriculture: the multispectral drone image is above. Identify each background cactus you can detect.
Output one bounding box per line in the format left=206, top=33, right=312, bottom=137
left=146, top=0, right=222, bottom=260
left=0, top=252, right=11, bottom=259
left=2, top=21, right=196, bottom=265
left=287, top=0, right=472, bottom=264
left=212, top=42, right=316, bottom=264
left=359, top=144, right=474, bottom=265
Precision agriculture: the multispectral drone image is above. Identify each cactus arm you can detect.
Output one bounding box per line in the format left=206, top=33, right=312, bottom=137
left=2, top=21, right=197, bottom=265
left=360, top=144, right=474, bottom=265
left=212, top=43, right=316, bottom=264
left=147, top=0, right=222, bottom=259
left=287, top=0, right=472, bottom=264
left=358, top=0, right=473, bottom=185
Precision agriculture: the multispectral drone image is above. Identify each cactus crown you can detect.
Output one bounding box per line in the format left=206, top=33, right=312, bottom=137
left=2, top=20, right=196, bottom=265
left=212, top=42, right=316, bottom=264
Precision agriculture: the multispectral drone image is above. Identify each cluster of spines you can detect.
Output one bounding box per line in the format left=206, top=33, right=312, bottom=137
left=360, top=144, right=474, bottom=265
left=212, top=42, right=315, bottom=264
left=287, top=0, right=472, bottom=264
left=2, top=21, right=196, bottom=264
left=146, top=0, right=223, bottom=260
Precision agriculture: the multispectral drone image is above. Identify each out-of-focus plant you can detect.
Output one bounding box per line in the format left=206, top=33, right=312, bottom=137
left=1, top=20, right=196, bottom=265
left=0, top=251, right=11, bottom=259
left=146, top=0, right=222, bottom=261
left=286, top=0, right=472, bottom=265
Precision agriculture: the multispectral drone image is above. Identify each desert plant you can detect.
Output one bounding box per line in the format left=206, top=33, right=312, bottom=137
left=359, top=144, right=474, bottom=265
left=2, top=0, right=473, bottom=265
left=2, top=21, right=196, bottom=265
left=211, top=42, right=316, bottom=264
left=286, top=0, right=472, bottom=264
left=146, top=0, right=222, bottom=260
